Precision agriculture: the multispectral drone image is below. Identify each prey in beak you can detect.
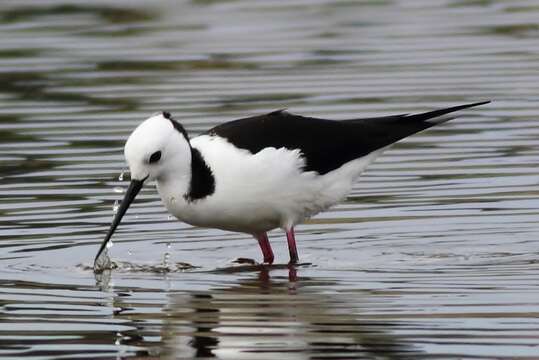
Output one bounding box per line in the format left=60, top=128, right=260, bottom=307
left=94, top=176, right=146, bottom=271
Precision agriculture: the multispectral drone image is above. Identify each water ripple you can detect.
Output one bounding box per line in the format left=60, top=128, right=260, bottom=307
left=0, top=0, right=538, bottom=358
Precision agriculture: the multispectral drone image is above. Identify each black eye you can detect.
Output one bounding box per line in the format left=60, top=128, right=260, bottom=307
left=149, top=150, right=161, bottom=164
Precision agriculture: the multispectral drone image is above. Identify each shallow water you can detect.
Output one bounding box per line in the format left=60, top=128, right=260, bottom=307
left=1, top=0, right=539, bottom=358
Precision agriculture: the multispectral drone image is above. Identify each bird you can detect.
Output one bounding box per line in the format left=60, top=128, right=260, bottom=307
left=94, top=101, right=489, bottom=270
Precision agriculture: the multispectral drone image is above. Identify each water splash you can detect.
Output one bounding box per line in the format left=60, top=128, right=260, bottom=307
left=93, top=248, right=112, bottom=273
left=163, top=242, right=171, bottom=268
left=92, top=260, right=197, bottom=273
left=112, top=200, right=119, bottom=214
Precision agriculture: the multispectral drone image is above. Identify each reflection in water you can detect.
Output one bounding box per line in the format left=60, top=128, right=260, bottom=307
left=93, top=266, right=419, bottom=358
left=150, top=267, right=414, bottom=359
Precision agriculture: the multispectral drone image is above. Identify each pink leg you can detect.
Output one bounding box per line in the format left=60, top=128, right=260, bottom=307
left=288, top=264, right=297, bottom=282
left=256, top=233, right=274, bottom=264
left=286, top=227, right=299, bottom=264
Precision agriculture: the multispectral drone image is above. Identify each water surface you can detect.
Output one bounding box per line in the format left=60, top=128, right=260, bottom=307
left=1, top=0, right=539, bottom=359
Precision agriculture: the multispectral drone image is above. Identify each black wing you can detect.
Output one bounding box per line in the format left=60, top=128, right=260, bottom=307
left=206, top=101, right=489, bottom=175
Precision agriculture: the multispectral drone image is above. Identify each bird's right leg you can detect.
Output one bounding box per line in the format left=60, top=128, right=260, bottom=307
left=255, top=232, right=274, bottom=264
left=286, top=227, right=299, bottom=264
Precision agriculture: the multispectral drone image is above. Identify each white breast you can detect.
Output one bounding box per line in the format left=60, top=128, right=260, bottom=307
left=157, top=135, right=384, bottom=234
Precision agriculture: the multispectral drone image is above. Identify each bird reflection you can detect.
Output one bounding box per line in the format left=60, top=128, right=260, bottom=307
left=188, top=294, right=219, bottom=358
left=157, top=265, right=417, bottom=359
left=96, top=264, right=420, bottom=358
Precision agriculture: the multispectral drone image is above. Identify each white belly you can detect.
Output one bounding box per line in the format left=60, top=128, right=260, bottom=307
left=156, top=135, right=384, bottom=234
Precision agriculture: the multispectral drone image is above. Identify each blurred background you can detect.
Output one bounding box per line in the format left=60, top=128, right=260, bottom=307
left=0, top=0, right=538, bottom=359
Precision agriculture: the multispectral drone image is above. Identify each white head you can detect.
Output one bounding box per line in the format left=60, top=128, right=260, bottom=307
left=94, top=112, right=192, bottom=269
left=124, top=112, right=191, bottom=182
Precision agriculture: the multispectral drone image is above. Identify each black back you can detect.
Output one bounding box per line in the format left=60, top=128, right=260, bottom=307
left=205, top=102, right=488, bottom=175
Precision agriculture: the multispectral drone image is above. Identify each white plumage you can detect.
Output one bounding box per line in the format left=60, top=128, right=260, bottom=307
left=158, top=132, right=384, bottom=233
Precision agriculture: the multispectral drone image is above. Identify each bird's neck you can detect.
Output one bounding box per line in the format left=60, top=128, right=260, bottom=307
left=156, top=145, right=215, bottom=206
left=184, top=148, right=215, bottom=201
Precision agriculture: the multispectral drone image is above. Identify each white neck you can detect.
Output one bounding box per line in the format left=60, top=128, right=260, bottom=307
left=156, top=135, right=192, bottom=204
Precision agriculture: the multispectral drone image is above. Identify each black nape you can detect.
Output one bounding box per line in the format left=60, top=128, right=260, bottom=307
left=162, top=111, right=213, bottom=200
left=163, top=111, right=189, bottom=141
left=185, top=148, right=215, bottom=201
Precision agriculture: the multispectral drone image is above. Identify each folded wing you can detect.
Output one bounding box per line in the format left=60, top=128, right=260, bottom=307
left=206, top=101, right=489, bottom=175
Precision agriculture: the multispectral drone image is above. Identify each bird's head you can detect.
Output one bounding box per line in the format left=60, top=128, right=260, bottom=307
left=124, top=111, right=191, bottom=183
left=94, top=112, right=191, bottom=270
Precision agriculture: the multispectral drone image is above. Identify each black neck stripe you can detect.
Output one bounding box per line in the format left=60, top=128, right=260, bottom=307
left=161, top=111, right=215, bottom=201
left=185, top=148, right=215, bottom=202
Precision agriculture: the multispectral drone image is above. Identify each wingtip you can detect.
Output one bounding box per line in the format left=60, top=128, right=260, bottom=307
left=423, top=100, right=490, bottom=125
left=452, top=100, right=491, bottom=111
left=468, top=100, right=491, bottom=107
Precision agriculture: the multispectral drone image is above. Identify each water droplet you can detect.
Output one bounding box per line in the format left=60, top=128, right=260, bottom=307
left=163, top=242, right=171, bottom=268
left=112, top=200, right=119, bottom=213
left=127, top=250, right=132, bottom=256
left=113, top=186, right=124, bottom=194
left=107, top=240, right=114, bottom=249
left=118, top=171, right=124, bottom=181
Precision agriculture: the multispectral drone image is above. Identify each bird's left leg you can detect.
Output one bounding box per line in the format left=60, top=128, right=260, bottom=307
left=286, top=227, right=299, bottom=264
left=255, top=233, right=274, bottom=264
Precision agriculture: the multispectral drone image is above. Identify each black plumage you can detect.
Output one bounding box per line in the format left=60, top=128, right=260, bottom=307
left=165, top=112, right=216, bottom=201
left=207, top=101, right=489, bottom=175
left=185, top=148, right=216, bottom=201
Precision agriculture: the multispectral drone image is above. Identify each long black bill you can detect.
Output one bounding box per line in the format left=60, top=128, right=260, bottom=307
left=94, top=178, right=146, bottom=267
